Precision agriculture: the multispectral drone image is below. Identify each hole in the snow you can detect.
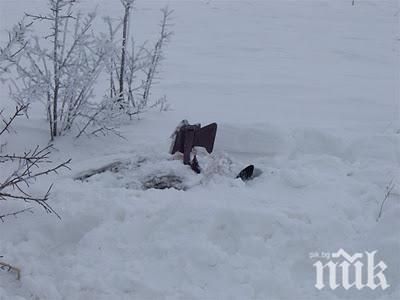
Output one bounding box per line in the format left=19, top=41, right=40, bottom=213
left=141, top=174, right=186, bottom=191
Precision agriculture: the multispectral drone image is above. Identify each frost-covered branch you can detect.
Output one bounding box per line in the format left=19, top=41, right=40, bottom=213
left=142, top=7, right=173, bottom=107
left=117, top=0, right=135, bottom=106
left=0, top=20, right=31, bottom=75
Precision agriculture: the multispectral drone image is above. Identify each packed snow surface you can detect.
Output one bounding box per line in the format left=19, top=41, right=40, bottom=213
left=0, top=0, right=399, bottom=299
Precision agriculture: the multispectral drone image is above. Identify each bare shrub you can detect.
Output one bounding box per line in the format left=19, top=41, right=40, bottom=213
left=0, top=104, right=71, bottom=221
left=105, top=4, right=173, bottom=116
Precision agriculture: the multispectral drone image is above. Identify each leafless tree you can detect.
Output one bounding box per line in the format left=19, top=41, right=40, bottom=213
left=1, top=0, right=173, bottom=140
left=106, top=5, right=173, bottom=116
left=2, top=0, right=113, bottom=140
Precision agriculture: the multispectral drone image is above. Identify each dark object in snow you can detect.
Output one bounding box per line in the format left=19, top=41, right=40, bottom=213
left=237, top=165, right=254, bottom=181
left=0, top=261, right=20, bottom=281
left=170, top=120, right=217, bottom=165
left=170, top=120, right=260, bottom=180
left=142, top=174, right=186, bottom=190
left=190, top=155, right=201, bottom=174
left=74, top=161, right=126, bottom=181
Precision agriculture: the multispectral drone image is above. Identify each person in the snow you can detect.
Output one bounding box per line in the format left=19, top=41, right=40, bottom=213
left=169, top=120, right=255, bottom=181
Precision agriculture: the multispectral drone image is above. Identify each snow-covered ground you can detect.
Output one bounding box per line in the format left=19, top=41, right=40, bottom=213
left=1, top=0, right=399, bottom=299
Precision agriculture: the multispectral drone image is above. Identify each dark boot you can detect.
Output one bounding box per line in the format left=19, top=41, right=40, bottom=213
left=190, top=155, right=201, bottom=174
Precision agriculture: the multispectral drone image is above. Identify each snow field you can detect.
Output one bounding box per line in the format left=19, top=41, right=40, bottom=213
left=1, top=0, right=399, bottom=299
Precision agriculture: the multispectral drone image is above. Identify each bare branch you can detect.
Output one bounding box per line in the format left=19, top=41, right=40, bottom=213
left=24, top=13, right=54, bottom=21
left=376, top=178, right=396, bottom=222
left=142, top=7, right=173, bottom=106
left=0, top=104, right=28, bottom=136
left=0, top=208, right=33, bottom=223
left=0, top=104, right=70, bottom=221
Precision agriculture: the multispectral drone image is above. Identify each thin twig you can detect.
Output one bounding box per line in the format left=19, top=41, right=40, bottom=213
left=0, top=208, right=33, bottom=223
left=376, top=178, right=395, bottom=222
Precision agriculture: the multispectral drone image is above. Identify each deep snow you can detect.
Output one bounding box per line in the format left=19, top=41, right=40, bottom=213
left=0, top=0, right=399, bottom=299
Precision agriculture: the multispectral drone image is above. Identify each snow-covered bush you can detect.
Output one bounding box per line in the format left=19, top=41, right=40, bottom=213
left=104, top=3, right=173, bottom=117
left=1, top=0, right=111, bottom=140
left=1, top=0, right=173, bottom=140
